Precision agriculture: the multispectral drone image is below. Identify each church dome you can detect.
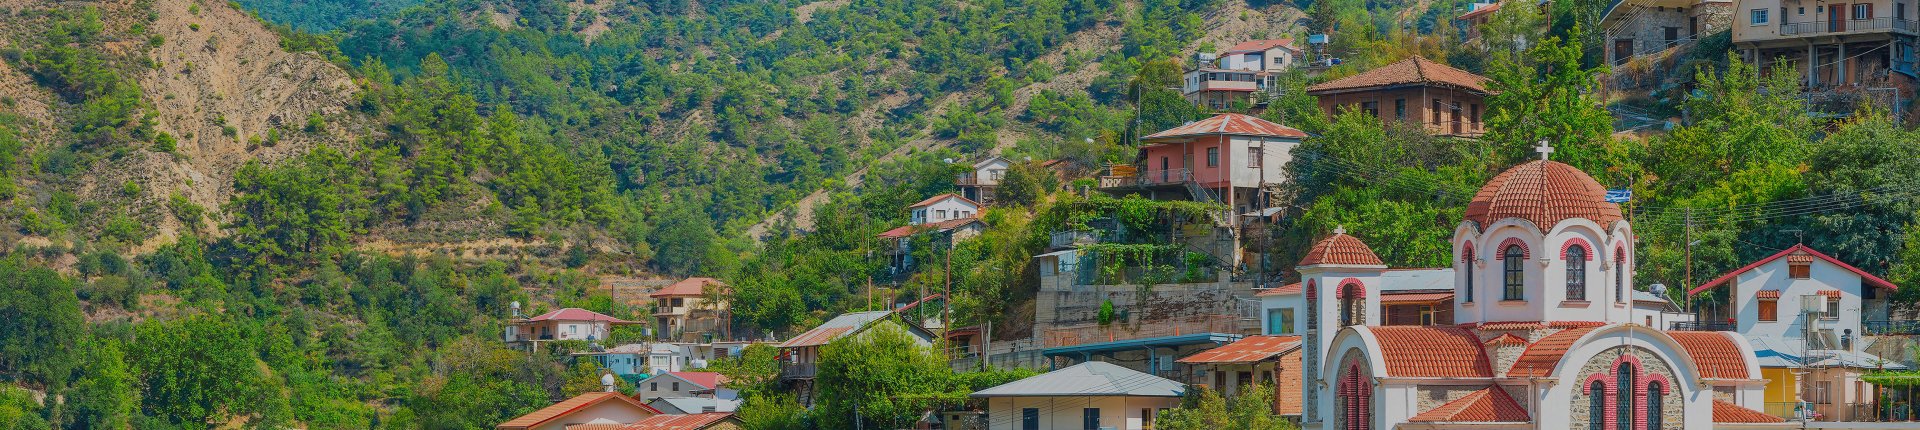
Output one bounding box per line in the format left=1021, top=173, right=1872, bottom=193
left=1298, top=228, right=1385, bottom=267
left=1463, top=160, right=1622, bottom=230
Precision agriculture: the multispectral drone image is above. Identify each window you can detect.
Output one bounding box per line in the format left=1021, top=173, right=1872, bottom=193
left=1826, top=296, right=1840, bottom=318
left=1615, top=254, right=1626, bottom=303
left=1856, top=3, right=1873, bottom=19
left=1790, top=262, right=1811, bottom=279
left=1759, top=298, right=1779, bottom=321
left=1751, top=8, right=1769, bottom=25
left=1616, top=364, right=1635, bottom=430
left=936, top=210, right=947, bottom=220
left=1022, top=408, right=1039, bottom=430
left=1503, top=245, right=1526, bottom=301
left=1206, top=147, right=1219, bottom=167
left=1647, top=382, right=1665, bottom=429
left=1566, top=245, right=1588, bottom=301
left=1431, top=100, right=1443, bottom=125
left=1394, top=99, right=1407, bottom=120
left=1340, top=283, right=1364, bottom=327
left=1464, top=254, right=1475, bottom=303
left=651, top=382, right=659, bottom=391
left=1083, top=408, right=1101, bottom=430
left=1814, top=381, right=1835, bottom=404
left=1588, top=381, right=1607, bottom=430
left=1142, top=408, right=1155, bottom=429
left=1469, top=104, right=1480, bottom=128
left=1360, top=101, right=1379, bottom=117
left=1340, top=362, right=1372, bottom=430
left=1902, top=3, right=1909, bottom=19
left=1268, top=308, right=1294, bottom=334
left=1799, top=6, right=1806, bottom=14
left=672, top=382, right=680, bottom=391
left=1249, top=147, right=1264, bottom=168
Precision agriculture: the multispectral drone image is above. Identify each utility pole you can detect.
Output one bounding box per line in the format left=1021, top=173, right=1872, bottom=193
left=1684, top=208, right=1694, bottom=312
left=944, top=241, right=953, bottom=346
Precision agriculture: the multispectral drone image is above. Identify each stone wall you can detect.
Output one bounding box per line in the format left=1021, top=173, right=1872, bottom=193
left=1569, top=346, right=1686, bottom=430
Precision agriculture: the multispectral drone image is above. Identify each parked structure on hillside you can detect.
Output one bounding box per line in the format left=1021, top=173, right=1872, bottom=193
left=955, top=156, right=1012, bottom=204
left=970, top=361, right=1186, bottom=430
left=504, top=307, right=638, bottom=350
left=777, top=310, right=938, bottom=406
left=1182, top=39, right=1303, bottom=110
left=1600, top=0, right=1731, bottom=65
left=1730, top=0, right=1912, bottom=114
left=1686, top=243, right=1910, bottom=421
left=651, top=277, right=731, bottom=341
left=1306, top=56, right=1490, bottom=137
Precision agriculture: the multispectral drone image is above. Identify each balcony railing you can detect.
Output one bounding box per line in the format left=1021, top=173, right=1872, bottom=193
left=1670, top=321, right=1735, bottom=331
left=1781, top=18, right=1920, bottom=36
left=1865, top=320, right=1920, bottom=335
left=779, top=362, right=817, bottom=379
left=1098, top=168, right=1191, bottom=189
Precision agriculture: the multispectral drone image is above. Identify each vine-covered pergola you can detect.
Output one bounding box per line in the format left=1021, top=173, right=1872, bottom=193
left=1862, top=372, right=1920, bottom=421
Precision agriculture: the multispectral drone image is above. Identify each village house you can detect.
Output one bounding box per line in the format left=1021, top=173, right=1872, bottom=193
left=566, top=412, right=743, bottom=430
left=777, top=310, right=938, bottom=405
left=1100, top=113, right=1301, bottom=221
left=1600, top=0, right=1732, bottom=65
left=504, top=307, right=639, bottom=349
left=956, top=156, right=1012, bottom=204
left=647, top=343, right=695, bottom=374
left=1686, top=243, right=1908, bottom=420
left=635, top=371, right=739, bottom=402
left=1730, top=0, right=1916, bottom=111
left=1295, top=147, right=1786, bottom=429
left=651, top=277, right=731, bottom=341
left=587, top=343, right=651, bottom=376
left=1173, top=335, right=1304, bottom=418
left=496, top=392, right=662, bottom=430
left=970, top=361, right=1186, bottom=430
left=1182, top=39, right=1302, bottom=110
left=1305, top=56, right=1490, bottom=137
left=646, top=397, right=742, bottom=415
left=878, top=193, right=988, bottom=277
left=1457, top=2, right=1504, bottom=40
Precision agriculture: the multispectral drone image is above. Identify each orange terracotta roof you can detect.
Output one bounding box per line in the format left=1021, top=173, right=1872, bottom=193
left=1786, top=254, right=1815, bottom=264
left=1508, top=327, right=1599, bottom=377
left=1142, top=113, right=1308, bottom=142
left=1469, top=321, right=1608, bottom=331
left=1369, top=326, right=1493, bottom=378
left=1817, top=290, right=1842, bottom=298
left=1484, top=333, right=1527, bottom=346
left=1256, top=283, right=1302, bottom=297
left=1407, top=386, right=1529, bottom=422
left=1380, top=291, right=1454, bottom=304
left=1306, top=56, right=1488, bottom=95
left=1713, top=400, right=1786, bottom=423
left=1463, top=160, right=1623, bottom=230
left=1224, top=38, right=1298, bottom=54
left=652, top=277, right=726, bottom=298
left=497, top=392, right=660, bottom=429
left=1178, top=335, right=1302, bottom=364
left=1668, top=331, right=1752, bottom=379
left=1457, top=2, right=1503, bottom=20
left=1755, top=290, right=1781, bottom=299
left=1689, top=244, right=1898, bottom=295
left=1298, top=232, right=1384, bottom=267
left=909, top=193, right=980, bottom=209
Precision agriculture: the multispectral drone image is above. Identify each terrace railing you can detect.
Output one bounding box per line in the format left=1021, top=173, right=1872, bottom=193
left=1865, top=319, right=1920, bottom=335
left=1781, top=18, right=1920, bottom=36
left=1669, top=321, right=1735, bottom=331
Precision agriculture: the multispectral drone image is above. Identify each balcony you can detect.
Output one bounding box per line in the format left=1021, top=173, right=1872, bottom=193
left=1865, top=320, right=1920, bottom=335
left=779, top=362, right=817, bottom=379
left=1195, top=80, right=1258, bottom=92
left=1670, top=321, right=1735, bottom=331
left=1049, top=231, right=1097, bottom=249
left=1099, top=168, right=1191, bottom=189
left=1781, top=18, right=1920, bottom=37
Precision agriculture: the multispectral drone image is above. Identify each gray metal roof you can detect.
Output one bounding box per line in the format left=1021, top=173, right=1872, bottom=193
left=970, top=361, right=1185, bottom=398
left=1380, top=268, right=1454, bottom=292
left=646, top=397, right=741, bottom=414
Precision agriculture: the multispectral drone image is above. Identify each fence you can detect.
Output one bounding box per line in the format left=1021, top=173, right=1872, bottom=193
left=1041, top=315, right=1245, bottom=348
left=1781, top=17, right=1920, bottom=36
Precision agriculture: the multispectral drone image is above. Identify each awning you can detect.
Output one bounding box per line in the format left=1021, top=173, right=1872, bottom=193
left=1177, top=335, right=1301, bottom=364
left=1379, top=292, right=1454, bottom=305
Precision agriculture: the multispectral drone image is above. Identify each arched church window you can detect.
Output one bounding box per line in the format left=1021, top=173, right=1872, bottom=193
left=1463, top=251, right=1475, bottom=303
left=1616, top=363, right=1635, bottom=430
left=1340, top=361, right=1371, bottom=430
left=1502, top=245, right=1525, bottom=301
left=1647, top=381, right=1664, bottom=430
left=1339, top=283, right=1362, bottom=327
left=1566, top=245, right=1588, bottom=301
left=1615, top=252, right=1626, bottom=303
left=1587, top=381, right=1606, bottom=430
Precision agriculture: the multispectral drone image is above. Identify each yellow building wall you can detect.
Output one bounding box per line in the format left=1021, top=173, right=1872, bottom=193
left=1762, top=367, right=1799, bottom=404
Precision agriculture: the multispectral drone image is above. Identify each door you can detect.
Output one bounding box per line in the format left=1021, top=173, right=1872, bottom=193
left=1082, top=408, right=1101, bottom=430
left=1832, top=5, right=1846, bottom=32
left=1614, top=39, right=1634, bottom=65
left=1022, top=408, right=1039, bottom=430
left=1159, top=157, right=1169, bottom=183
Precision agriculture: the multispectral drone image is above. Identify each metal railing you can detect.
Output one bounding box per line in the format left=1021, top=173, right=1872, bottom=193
left=1042, top=315, right=1243, bottom=348
left=779, top=362, right=817, bottom=379
left=1049, top=231, right=1097, bottom=249
left=1099, top=168, right=1191, bottom=189
left=1670, top=321, right=1735, bottom=331
left=1782, top=17, right=1920, bottom=36
left=1865, top=319, right=1920, bottom=335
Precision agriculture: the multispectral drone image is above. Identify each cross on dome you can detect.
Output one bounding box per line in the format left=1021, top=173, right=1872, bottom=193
left=1535, top=139, right=1554, bottom=161
left=1334, top=225, right=1347, bottom=235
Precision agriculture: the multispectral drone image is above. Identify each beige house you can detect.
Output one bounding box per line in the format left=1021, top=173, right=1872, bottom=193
left=971, top=361, right=1186, bottom=430
left=651, top=277, right=730, bottom=341
left=496, top=392, right=661, bottom=430
left=1601, top=0, right=1731, bottom=65
left=1731, top=0, right=1918, bottom=94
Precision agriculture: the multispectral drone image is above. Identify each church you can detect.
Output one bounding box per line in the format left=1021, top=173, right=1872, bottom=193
left=1297, top=148, right=1791, bottom=429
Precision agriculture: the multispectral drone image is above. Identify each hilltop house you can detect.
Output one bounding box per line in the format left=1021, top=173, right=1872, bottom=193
left=1173, top=335, right=1305, bottom=417
left=878, top=194, right=987, bottom=277
left=1101, top=113, right=1302, bottom=218
left=971, top=361, right=1186, bottom=430
left=1600, top=0, right=1731, bottom=65
left=955, top=156, right=1012, bottom=204
left=1183, top=39, right=1302, bottom=110
left=635, top=371, right=738, bottom=401
left=1292, top=148, right=1783, bottom=429
left=1686, top=244, right=1907, bottom=421
left=651, top=277, right=730, bottom=341
left=1306, top=56, right=1490, bottom=137
left=1731, top=0, right=1915, bottom=111
left=1457, top=2, right=1505, bottom=40
left=505, top=308, right=638, bottom=349
left=496, top=392, right=661, bottom=430
left=777, top=310, right=937, bottom=405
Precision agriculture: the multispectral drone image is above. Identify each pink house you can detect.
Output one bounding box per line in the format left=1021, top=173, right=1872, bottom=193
left=1103, top=113, right=1306, bottom=215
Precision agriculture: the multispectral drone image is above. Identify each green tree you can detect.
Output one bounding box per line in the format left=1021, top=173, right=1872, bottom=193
left=1481, top=26, right=1613, bottom=171
left=61, top=337, right=135, bottom=429
left=0, top=257, right=84, bottom=391
left=130, top=315, right=261, bottom=427
left=814, top=324, right=952, bottom=429
left=1157, top=385, right=1294, bottom=430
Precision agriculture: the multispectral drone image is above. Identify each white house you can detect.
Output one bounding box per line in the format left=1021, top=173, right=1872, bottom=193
left=647, top=343, right=694, bottom=374
left=635, top=371, right=738, bottom=401
left=504, top=308, right=639, bottom=348
left=970, top=361, right=1185, bottom=430
left=1685, top=243, right=1904, bottom=420
left=909, top=193, right=981, bottom=225
left=957, top=156, right=1013, bottom=203
left=1217, top=39, right=1300, bottom=72
left=880, top=194, right=988, bottom=275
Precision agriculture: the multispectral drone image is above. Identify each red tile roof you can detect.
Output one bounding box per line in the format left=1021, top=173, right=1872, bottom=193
left=877, top=217, right=984, bottom=239
left=1407, top=386, right=1530, bottom=422
left=1483, top=333, right=1527, bottom=346
left=1379, top=291, right=1454, bottom=304
left=523, top=308, right=638, bottom=325
left=1297, top=232, right=1384, bottom=267
left=908, top=193, right=980, bottom=209
left=1755, top=290, right=1781, bottom=299
left=665, top=372, right=728, bottom=390
left=1178, top=335, right=1302, bottom=364
left=1368, top=326, right=1493, bottom=378
left=1255, top=283, right=1302, bottom=297
left=1508, top=327, right=1599, bottom=377
left=1688, top=244, right=1897, bottom=295
left=1224, top=38, right=1298, bottom=54
left=652, top=277, right=726, bottom=298
left=1306, top=56, right=1489, bottom=95
left=1457, top=2, right=1502, bottom=20
left=617, top=412, right=738, bottom=429
left=1668, top=331, right=1752, bottom=379
left=496, top=392, right=660, bottom=429
left=1467, top=320, right=1608, bottom=331
left=1817, top=290, right=1842, bottom=298
left=1713, top=400, right=1786, bottom=423
left=1142, top=113, right=1308, bottom=142
left=1463, top=160, right=1623, bottom=231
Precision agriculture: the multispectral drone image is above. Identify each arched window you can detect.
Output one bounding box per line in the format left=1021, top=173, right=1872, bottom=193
left=1566, top=245, right=1588, bottom=301
left=1647, top=381, right=1665, bottom=430
left=1306, top=281, right=1318, bottom=332
left=1587, top=381, right=1607, bottom=430
left=1463, top=252, right=1475, bottom=303
left=1340, top=362, right=1371, bottom=430
left=1503, top=245, right=1526, bottom=301
left=1339, top=283, right=1363, bottom=327
left=1615, top=253, right=1626, bottom=303
left=1616, top=363, right=1635, bottom=430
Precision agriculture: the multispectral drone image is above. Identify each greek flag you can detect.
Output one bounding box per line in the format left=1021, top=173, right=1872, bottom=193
left=1605, top=189, right=1632, bottom=203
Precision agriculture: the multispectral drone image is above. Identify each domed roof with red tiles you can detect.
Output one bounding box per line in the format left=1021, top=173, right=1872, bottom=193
left=1463, top=160, right=1623, bottom=230
left=1297, top=228, right=1384, bottom=267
